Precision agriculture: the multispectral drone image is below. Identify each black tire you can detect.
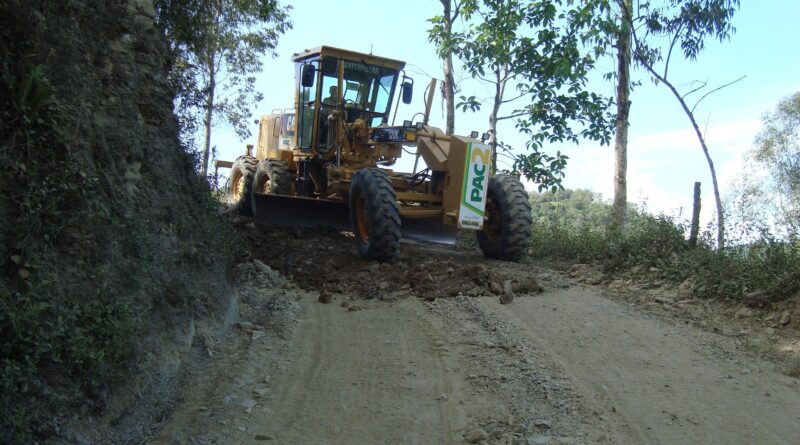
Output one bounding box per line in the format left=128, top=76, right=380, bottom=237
left=253, top=160, right=292, bottom=196
left=349, top=168, right=401, bottom=261
left=228, top=156, right=257, bottom=215
left=476, top=174, right=532, bottom=261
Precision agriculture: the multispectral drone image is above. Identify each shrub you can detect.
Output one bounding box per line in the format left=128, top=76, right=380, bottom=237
left=0, top=288, right=134, bottom=441
left=529, top=189, right=800, bottom=303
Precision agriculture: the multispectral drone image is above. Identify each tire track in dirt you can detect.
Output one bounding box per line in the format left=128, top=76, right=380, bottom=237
left=480, top=287, right=800, bottom=445
left=240, top=297, right=470, bottom=445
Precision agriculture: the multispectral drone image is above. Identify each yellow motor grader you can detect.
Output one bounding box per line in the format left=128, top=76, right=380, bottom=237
left=219, top=46, right=531, bottom=261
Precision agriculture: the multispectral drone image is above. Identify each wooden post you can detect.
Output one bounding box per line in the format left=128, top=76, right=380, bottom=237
left=689, top=181, right=701, bottom=247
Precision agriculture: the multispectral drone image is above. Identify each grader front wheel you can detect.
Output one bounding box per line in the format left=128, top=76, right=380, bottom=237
left=253, top=160, right=292, bottom=195
left=477, top=175, right=532, bottom=261
left=348, top=168, right=401, bottom=261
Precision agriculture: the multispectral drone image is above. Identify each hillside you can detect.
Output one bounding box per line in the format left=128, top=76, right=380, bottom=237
left=1, top=1, right=232, bottom=441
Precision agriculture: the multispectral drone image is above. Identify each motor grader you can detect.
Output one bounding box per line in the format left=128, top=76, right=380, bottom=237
left=219, top=46, right=532, bottom=261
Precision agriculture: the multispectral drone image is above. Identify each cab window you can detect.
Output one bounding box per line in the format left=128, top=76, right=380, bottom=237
left=342, top=61, right=397, bottom=125
left=296, top=60, right=318, bottom=150
left=317, top=58, right=339, bottom=151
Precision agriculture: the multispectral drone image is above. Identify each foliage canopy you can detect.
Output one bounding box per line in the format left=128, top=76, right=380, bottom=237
left=155, top=0, right=292, bottom=174
left=429, top=0, right=615, bottom=191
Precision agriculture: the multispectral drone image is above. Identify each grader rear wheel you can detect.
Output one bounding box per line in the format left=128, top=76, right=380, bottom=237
left=348, top=168, right=401, bottom=261
left=476, top=174, right=532, bottom=261
left=228, top=156, right=257, bottom=215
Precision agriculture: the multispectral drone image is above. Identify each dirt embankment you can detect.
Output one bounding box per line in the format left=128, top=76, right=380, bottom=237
left=148, top=225, right=800, bottom=445
left=1, top=2, right=231, bottom=442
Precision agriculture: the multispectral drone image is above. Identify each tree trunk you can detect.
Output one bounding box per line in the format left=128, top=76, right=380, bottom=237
left=612, top=0, right=632, bottom=231
left=442, top=0, right=456, bottom=136
left=689, top=181, right=701, bottom=247
left=682, top=94, right=724, bottom=248
left=488, top=68, right=506, bottom=175
left=200, top=2, right=221, bottom=179
left=201, top=55, right=215, bottom=178
left=636, top=61, right=726, bottom=249
left=704, top=137, right=725, bottom=249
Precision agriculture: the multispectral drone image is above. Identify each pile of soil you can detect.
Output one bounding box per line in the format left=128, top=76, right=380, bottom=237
left=240, top=223, right=541, bottom=300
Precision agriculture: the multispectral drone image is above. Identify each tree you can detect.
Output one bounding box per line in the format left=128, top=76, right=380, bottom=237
left=754, top=92, right=800, bottom=236
left=623, top=0, right=740, bottom=248
left=611, top=0, right=631, bottom=231
left=529, top=188, right=615, bottom=231
left=155, top=0, right=292, bottom=177
left=431, top=0, right=614, bottom=191
left=729, top=92, right=800, bottom=240
left=429, top=1, right=472, bottom=135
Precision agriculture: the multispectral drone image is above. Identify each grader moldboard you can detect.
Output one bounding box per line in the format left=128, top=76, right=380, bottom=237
left=218, top=46, right=532, bottom=261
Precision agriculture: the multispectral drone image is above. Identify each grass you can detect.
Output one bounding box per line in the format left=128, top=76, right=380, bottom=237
left=528, top=192, right=800, bottom=304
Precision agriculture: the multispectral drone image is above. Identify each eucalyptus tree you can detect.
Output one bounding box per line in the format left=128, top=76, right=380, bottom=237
left=622, top=0, right=741, bottom=248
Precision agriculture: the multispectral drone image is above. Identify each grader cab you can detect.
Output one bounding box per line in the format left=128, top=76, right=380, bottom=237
left=222, top=46, right=531, bottom=261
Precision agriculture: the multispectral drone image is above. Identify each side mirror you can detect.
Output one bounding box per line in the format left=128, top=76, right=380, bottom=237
left=301, top=64, right=315, bottom=88
left=401, top=80, right=413, bottom=104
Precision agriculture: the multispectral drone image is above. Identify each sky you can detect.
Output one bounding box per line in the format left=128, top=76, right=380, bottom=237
left=209, top=0, right=800, bottom=229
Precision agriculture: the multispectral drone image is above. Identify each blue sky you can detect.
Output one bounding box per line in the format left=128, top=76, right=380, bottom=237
left=210, top=0, right=800, bottom=228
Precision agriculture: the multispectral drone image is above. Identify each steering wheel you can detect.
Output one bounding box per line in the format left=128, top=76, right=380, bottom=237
left=344, top=99, right=361, bottom=123
left=344, top=99, right=361, bottom=111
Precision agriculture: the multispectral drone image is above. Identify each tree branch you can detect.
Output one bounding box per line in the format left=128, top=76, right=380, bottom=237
left=476, top=72, right=496, bottom=84
left=681, top=80, right=708, bottom=100
left=664, top=22, right=683, bottom=79
left=691, top=75, right=746, bottom=114
left=500, top=90, right=528, bottom=104
left=497, top=111, right=529, bottom=121
left=499, top=65, right=514, bottom=83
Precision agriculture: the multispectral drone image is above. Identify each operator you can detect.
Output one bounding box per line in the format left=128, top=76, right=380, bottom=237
left=323, top=85, right=338, bottom=105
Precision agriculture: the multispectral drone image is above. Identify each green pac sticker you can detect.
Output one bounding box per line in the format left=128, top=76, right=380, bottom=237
left=459, top=142, right=491, bottom=230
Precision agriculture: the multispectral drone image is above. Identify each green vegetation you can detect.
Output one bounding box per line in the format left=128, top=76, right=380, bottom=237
left=428, top=0, right=614, bottom=190
left=728, top=92, right=800, bottom=239
left=0, top=59, right=131, bottom=443
left=154, top=0, right=293, bottom=177
left=529, top=189, right=800, bottom=303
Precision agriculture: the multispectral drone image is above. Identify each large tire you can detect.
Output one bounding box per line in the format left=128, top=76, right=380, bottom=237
left=228, top=156, right=257, bottom=215
left=349, top=168, right=401, bottom=261
left=253, top=160, right=292, bottom=195
left=251, top=159, right=292, bottom=217
left=476, top=175, right=532, bottom=261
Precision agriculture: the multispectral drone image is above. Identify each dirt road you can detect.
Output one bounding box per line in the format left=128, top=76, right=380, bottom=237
left=483, top=289, right=800, bottom=444
left=149, top=228, right=800, bottom=445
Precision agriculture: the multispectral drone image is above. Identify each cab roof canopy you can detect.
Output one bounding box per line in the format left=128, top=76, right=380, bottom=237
left=291, top=46, right=406, bottom=71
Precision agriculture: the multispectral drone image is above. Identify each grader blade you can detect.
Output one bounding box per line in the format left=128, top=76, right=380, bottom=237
left=252, top=193, right=351, bottom=231
left=400, top=217, right=456, bottom=245
left=252, top=193, right=456, bottom=244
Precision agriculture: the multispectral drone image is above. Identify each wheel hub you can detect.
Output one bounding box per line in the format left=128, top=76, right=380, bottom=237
left=355, top=195, right=370, bottom=242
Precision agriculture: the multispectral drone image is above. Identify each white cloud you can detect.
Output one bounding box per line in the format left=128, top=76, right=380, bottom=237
left=559, top=116, right=762, bottom=229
